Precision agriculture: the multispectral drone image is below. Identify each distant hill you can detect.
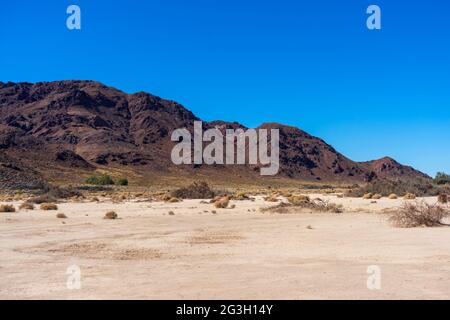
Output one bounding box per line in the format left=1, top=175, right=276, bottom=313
left=0, top=80, right=430, bottom=188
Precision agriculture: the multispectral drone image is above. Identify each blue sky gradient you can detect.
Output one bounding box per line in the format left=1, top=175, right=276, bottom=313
left=1, top=0, right=449, bottom=176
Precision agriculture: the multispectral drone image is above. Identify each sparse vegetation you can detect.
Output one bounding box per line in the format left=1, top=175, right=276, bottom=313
left=214, top=196, right=230, bottom=208
left=388, top=193, right=398, bottom=199
left=434, top=172, right=450, bottom=185
left=372, top=194, right=382, bottom=199
left=171, top=181, right=216, bottom=199
left=116, top=178, right=129, bottom=186
left=262, top=198, right=343, bottom=214
left=403, top=193, right=416, bottom=200
left=85, top=175, right=115, bottom=186
left=56, top=213, right=67, bottom=219
left=40, top=203, right=58, bottom=210
left=362, top=193, right=373, bottom=199
left=104, top=211, right=118, bottom=219
left=264, top=195, right=279, bottom=202
left=0, top=204, right=16, bottom=212
left=389, top=201, right=450, bottom=228
left=348, top=180, right=448, bottom=197
left=287, top=195, right=310, bottom=205
left=19, top=202, right=35, bottom=210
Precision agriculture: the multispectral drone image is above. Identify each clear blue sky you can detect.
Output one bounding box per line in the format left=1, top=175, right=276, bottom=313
left=1, top=0, right=449, bottom=176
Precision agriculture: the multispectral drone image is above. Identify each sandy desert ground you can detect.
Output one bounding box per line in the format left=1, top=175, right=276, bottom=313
left=1, top=194, right=449, bottom=300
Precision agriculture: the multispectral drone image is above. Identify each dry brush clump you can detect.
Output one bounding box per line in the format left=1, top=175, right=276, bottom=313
left=104, top=211, right=118, bottom=219
left=389, top=201, right=450, bottom=228
left=19, top=202, right=35, bottom=210
left=262, top=198, right=343, bottom=214
left=403, top=193, right=416, bottom=200
left=0, top=204, right=16, bottom=212
left=171, top=181, right=216, bottom=199
left=56, top=213, right=67, bottom=219
left=214, top=196, right=230, bottom=208
left=287, top=195, right=310, bottom=205
left=40, top=203, right=58, bottom=210
left=388, top=193, right=398, bottom=199
left=348, top=180, right=448, bottom=198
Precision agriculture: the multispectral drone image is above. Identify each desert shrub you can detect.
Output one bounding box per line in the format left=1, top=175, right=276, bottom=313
left=214, top=196, right=230, bottom=208
left=403, top=193, right=416, bottom=200
left=389, top=202, right=449, bottom=227
left=168, top=197, right=181, bottom=203
left=348, top=179, right=447, bottom=197
left=438, top=194, right=448, bottom=204
left=168, top=211, right=175, bottom=216
left=434, top=172, right=450, bottom=185
left=116, top=178, right=129, bottom=186
left=40, top=203, right=58, bottom=210
left=287, top=195, right=310, bottom=205
left=262, top=198, right=343, bottom=214
left=29, top=194, right=57, bottom=204
left=362, top=193, right=373, bottom=199
left=56, top=213, right=67, bottom=219
left=388, top=193, right=398, bottom=199
left=171, top=181, right=216, bottom=199
left=104, top=211, right=118, bottom=219
left=85, top=175, right=115, bottom=186
left=19, top=202, right=35, bottom=210
left=29, top=185, right=81, bottom=204
left=372, top=194, right=382, bottom=199
left=0, top=204, right=16, bottom=212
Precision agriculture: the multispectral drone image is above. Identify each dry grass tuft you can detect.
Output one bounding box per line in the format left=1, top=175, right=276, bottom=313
left=214, top=196, right=230, bottom=208
left=167, top=197, right=181, bottom=203
left=56, top=213, right=67, bottom=219
left=104, top=211, right=118, bottom=219
left=287, top=195, right=310, bottom=205
left=362, top=193, right=373, bottom=199
left=40, top=203, right=58, bottom=210
left=372, top=194, right=382, bottom=199
left=0, top=204, right=16, bottom=212
left=389, top=201, right=449, bottom=228
left=403, top=193, right=416, bottom=200
left=262, top=198, right=343, bottom=214
left=19, top=202, right=35, bottom=210
left=388, top=193, right=398, bottom=199
left=171, top=181, right=216, bottom=199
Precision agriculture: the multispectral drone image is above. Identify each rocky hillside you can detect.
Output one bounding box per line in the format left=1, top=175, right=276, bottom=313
left=0, top=80, right=430, bottom=188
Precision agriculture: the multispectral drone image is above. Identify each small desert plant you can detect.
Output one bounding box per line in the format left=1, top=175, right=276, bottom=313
left=262, top=198, right=343, bottom=214
left=56, top=213, right=67, bottom=219
left=0, top=204, right=16, bottom=212
left=287, top=195, right=310, bottom=205
left=28, top=194, right=57, bottom=204
left=389, top=201, right=449, bottom=227
left=403, top=193, right=416, bottom=200
left=167, top=197, right=181, bottom=203
left=85, top=175, right=115, bottom=186
left=388, top=193, right=398, bottom=199
left=171, top=181, right=216, bottom=199
left=372, top=194, right=382, bottom=199
left=116, top=178, right=129, bottom=186
left=232, top=192, right=250, bottom=200
left=168, top=211, right=175, bottom=216
left=348, top=179, right=448, bottom=197
left=362, top=193, right=373, bottom=199
left=438, top=194, right=448, bottom=204
left=40, top=203, right=58, bottom=210
left=19, top=202, right=35, bottom=210
left=214, top=196, right=230, bottom=208
left=104, top=211, right=118, bottom=219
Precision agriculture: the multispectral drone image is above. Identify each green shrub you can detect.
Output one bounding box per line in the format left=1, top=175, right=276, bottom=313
left=85, top=175, right=115, bottom=186
left=434, top=172, right=450, bottom=185
left=116, top=178, right=128, bottom=186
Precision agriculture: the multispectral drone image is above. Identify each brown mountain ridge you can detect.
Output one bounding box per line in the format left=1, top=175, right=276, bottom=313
left=0, top=80, right=430, bottom=188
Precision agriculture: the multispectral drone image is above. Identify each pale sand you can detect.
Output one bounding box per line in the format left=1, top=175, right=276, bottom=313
left=0, top=195, right=449, bottom=300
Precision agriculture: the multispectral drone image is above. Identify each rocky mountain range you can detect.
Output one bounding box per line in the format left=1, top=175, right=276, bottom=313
left=0, top=80, right=430, bottom=189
